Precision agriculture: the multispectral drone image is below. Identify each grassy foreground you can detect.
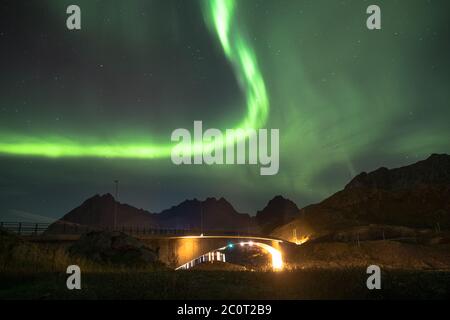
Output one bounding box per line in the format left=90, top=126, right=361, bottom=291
left=1, top=229, right=449, bottom=300
left=1, top=268, right=449, bottom=300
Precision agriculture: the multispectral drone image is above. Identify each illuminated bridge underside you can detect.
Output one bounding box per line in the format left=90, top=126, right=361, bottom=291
left=138, top=235, right=284, bottom=270
left=176, top=240, right=283, bottom=271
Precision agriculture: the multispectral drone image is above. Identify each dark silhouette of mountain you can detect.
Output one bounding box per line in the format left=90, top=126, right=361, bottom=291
left=157, top=197, right=257, bottom=232
left=47, top=195, right=261, bottom=234
left=272, top=154, right=450, bottom=242
left=46, top=154, right=450, bottom=238
left=346, top=153, right=450, bottom=190
left=46, top=194, right=158, bottom=233
left=256, top=196, right=299, bottom=234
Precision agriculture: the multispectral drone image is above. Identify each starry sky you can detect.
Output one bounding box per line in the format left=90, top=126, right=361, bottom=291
left=1, top=0, right=449, bottom=222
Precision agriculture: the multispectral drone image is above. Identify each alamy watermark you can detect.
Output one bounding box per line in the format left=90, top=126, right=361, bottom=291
left=66, top=265, right=81, bottom=290
left=171, top=121, right=279, bottom=176
left=366, top=265, right=381, bottom=290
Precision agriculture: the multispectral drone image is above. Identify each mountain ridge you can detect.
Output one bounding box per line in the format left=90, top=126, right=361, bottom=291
left=272, top=154, right=450, bottom=242
left=46, top=193, right=299, bottom=234
left=47, top=154, right=450, bottom=238
left=345, top=153, right=450, bottom=190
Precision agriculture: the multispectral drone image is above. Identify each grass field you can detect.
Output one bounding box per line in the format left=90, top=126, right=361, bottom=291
left=1, top=268, right=449, bottom=300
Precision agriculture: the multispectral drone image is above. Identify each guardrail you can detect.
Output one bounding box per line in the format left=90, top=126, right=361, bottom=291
left=0, top=221, right=263, bottom=238
left=0, top=222, right=50, bottom=236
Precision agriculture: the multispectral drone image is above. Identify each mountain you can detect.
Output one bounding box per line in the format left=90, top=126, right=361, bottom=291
left=157, top=197, right=257, bottom=232
left=255, top=196, right=299, bottom=234
left=272, top=154, right=450, bottom=242
left=46, top=194, right=158, bottom=233
left=45, top=154, right=450, bottom=238
left=47, top=195, right=260, bottom=234
left=345, top=153, right=450, bottom=190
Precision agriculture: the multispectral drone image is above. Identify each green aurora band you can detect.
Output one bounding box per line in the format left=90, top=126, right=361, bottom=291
left=0, top=0, right=269, bottom=158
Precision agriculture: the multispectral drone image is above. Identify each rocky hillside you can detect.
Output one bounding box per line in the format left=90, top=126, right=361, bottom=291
left=69, top=231, right=159, bottom=266
left=346, top=153, right=450, bottom=190
left=272, top=154, right=450, bottom=242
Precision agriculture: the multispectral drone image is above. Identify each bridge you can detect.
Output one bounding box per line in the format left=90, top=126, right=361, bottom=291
left=150, top=235, right=285, bottom=271
left=1, top=222, right=289, bottom=270
left=173, top=238, right=284, bottom=271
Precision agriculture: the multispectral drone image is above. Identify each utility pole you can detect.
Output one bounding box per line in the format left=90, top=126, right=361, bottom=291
left=114, top=180, right=119, bottom=231
left=200, top=202, right=203, bottom=236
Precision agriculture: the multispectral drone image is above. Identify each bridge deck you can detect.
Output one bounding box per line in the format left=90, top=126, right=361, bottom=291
left=22, top=234, right=284, bottom=243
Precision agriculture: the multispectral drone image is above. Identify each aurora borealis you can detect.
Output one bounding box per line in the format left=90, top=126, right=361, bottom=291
left=1, top=0, right=449, bottom=220
left=0, top=0, right=269, bottom=158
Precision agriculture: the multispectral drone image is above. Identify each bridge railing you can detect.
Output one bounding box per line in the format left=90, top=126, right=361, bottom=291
left=0, top=222, right=194, bottom=236
left=0, top=222, right=51, bottom=236
left=0, top=221, right=264, bottom=238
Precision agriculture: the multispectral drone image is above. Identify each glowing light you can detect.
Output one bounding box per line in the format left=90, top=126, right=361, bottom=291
left=0, top=0, right=269, bottom=159
left=240, top=242, right=244, bottom=246
left=247, top=242, right=283, bottom=271
left=248, top=241, right=254, bottom=246
left=228, top=243, right=234, bottom=248
left=294, top=235, right=310, bottom=245
left=268, top=248, right=283, bottom=271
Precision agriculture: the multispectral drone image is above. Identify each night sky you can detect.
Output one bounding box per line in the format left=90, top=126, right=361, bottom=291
left=1, top=0, right=449, bottom=222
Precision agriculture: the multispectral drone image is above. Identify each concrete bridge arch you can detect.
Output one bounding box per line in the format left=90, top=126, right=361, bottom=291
left=140, top=235, right=285, bottom=270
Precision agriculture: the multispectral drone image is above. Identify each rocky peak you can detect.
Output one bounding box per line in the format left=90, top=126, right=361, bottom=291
left=345, top=154, right=450, bottom=190
left=256, top=195, right=300, bottom=233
